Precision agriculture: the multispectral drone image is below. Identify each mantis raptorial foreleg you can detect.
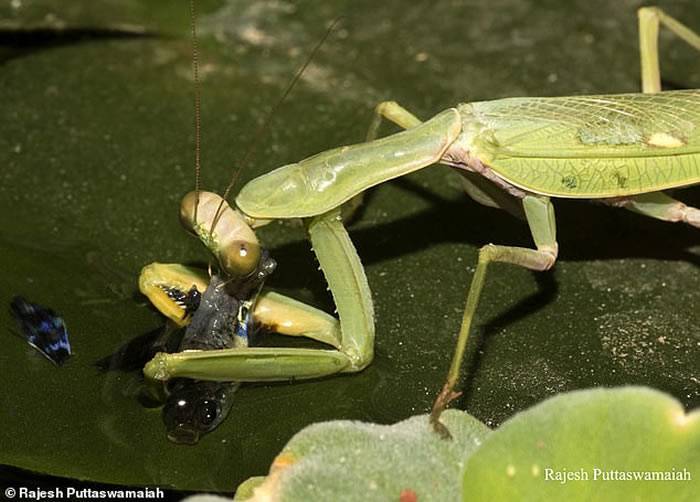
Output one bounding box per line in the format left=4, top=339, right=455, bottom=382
left=140, top=263, right=342, bottom=347
left=144, top=208, right=375, bottom=382
left=254, top=292, right=342, bottom=348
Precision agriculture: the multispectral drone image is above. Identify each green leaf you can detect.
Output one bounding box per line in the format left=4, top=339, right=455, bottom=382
left=232, top=388, right=698, bottom=501
left=234, top=410, right=489, bottom=501
left=462, top=387, right=700, bottom=500
left=233, top=477, right=266, bottom=501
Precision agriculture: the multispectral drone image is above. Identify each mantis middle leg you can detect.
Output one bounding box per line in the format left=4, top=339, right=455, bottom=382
left=341, top=100, right=423, bottom=221
left=367, top=101, right=422, bottom=140
left=430, top=195, right=558, bottom=436
left=365, top=100, right=541, bottom=432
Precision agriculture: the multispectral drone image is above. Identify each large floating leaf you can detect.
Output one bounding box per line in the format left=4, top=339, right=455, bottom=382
left=0, top=0, right=698, bottom=492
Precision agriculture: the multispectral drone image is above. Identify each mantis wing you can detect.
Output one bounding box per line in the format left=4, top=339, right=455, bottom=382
left=467, top=90, right=700, bottom=197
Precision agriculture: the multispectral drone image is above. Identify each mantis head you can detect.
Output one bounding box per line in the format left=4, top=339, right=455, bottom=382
left=179, top=190, right=270, bottom=280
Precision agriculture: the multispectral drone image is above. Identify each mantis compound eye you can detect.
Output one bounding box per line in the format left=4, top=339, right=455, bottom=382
left=220, top=240, right=261, bottom=278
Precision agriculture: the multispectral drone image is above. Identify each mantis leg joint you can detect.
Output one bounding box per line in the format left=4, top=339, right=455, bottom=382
left=478, top=244, right=557, bottom=271
left=673, top=202, right=700, bottom=228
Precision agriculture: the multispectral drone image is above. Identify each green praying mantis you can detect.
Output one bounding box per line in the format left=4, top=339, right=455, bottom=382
left=139, top=6, right=700, bottom=437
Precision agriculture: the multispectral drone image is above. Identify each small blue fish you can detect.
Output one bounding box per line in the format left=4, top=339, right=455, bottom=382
left=10, top=296, right=72, bottom=366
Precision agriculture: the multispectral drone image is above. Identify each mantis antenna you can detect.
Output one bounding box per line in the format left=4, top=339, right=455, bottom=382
left=207, top=16, right=345, bottom=236
left=190, top=0, right=202, bottom=226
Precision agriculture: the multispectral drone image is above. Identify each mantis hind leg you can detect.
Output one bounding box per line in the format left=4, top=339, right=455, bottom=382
left=430, top=195, right=559, bottom=437
left=638, top=7, right=700, bottom=93
left=612, top=192, right=700, bottom=228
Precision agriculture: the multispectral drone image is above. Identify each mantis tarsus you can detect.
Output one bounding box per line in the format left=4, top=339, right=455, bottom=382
left=139, top=6, right=700, bottom=438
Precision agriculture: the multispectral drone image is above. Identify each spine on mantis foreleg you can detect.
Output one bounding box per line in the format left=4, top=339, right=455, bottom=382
left=306, top=208, right=374, bottom=371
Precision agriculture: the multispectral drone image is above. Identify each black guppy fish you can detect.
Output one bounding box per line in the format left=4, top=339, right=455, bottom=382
left=159, top=252, right=276, bottom=445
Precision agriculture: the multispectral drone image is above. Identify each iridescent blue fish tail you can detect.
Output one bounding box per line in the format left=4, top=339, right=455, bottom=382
left=10, top=296, right=72, bottom=366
